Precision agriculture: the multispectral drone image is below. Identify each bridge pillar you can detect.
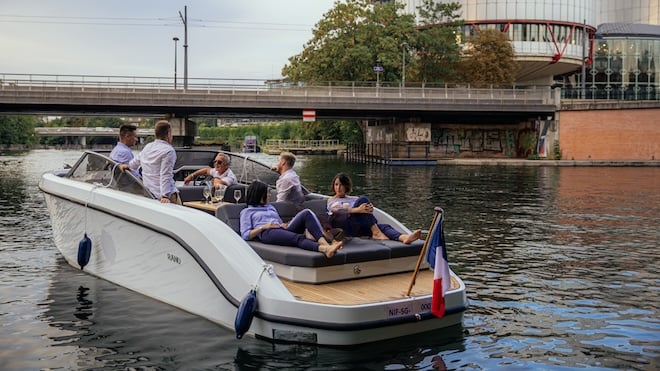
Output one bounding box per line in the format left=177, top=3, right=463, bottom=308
left=168, top=117, right=197, bottom=147
left=80, top=136, right=86, bottom=147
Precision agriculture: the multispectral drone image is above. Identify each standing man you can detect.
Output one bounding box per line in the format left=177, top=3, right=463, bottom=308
left=183, top=152, right=237, bottom=188
left=120, top=120, right=180, bottom=204
left=273, top=151, right=304, bottom=207
left=110, top=124, right=139, bottom=177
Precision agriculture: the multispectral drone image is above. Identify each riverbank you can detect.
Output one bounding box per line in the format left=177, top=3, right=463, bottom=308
left=2, top=146, right=657, bottom=166
left=438, top=158, right=660, bottom=166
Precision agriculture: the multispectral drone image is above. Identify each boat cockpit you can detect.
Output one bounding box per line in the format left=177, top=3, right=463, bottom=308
left=59, top=149, right=427, bottom=284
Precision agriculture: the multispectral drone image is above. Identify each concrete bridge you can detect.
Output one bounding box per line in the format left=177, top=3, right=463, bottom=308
left=0, top=73, right=557, bottom=123
left=34, top=127, right=153, bottom=137
left=4, top=73, right=656, bottom=162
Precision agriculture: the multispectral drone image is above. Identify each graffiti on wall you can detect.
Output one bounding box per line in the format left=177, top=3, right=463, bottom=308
left=405, top=123, right=431, bottom=142
left=430, top=128, right=515, bottom=155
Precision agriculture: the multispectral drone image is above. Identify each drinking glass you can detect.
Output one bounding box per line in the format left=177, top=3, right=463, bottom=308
left=202, top=186, right=212, bottom=203
left=214, top=186, right=225, bottom=202
left=233, top=189, right=242, bottom=204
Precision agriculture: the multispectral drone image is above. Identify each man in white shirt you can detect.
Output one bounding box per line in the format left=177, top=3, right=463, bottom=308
left=183, top=152, right=237, bottom=188
left=273, top=151, right=304, bottom=207
left=120, top=120, right=180, bottom=204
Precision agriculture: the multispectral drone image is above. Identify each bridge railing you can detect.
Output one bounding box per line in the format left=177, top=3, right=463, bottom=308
left=0, top=73, right=555, bottom=104
left=264, top=139, right=341, bottom=149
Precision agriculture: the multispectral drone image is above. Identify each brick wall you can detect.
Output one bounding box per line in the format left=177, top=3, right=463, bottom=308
left=558, top=108, right=660, bottom=161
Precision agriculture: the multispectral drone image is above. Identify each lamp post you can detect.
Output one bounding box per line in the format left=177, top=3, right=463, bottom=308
left=172, top=37, right=179, bottom=90
left=179, top=6, right=188, bottom=91
left=401, top=42, right=408, bottom=88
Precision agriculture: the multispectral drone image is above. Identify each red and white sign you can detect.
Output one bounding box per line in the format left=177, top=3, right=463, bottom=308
left=302, top=109, right=316, bottom=122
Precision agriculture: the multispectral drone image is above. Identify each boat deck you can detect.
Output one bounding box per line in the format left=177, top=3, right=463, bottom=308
left=281, top=269, right=459, bottom=305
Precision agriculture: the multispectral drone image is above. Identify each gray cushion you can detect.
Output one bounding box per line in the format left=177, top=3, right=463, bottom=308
left=215, top=202, right=423, bottom=268
left=215, top=203, right=246, bottom=233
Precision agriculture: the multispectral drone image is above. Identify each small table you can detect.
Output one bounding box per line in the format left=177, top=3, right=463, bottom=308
left=183, top=200, right=223, bottom=213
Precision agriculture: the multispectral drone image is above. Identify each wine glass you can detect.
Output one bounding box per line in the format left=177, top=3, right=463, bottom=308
left=233, top=189, right=242, bottom=204
left=214, top=185, right=225, bottom=202
left=202, top=186, right=212, bottom=203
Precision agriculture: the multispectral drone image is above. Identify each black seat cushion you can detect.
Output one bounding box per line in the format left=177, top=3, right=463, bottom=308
left=223, top=184, right=247, bottom=203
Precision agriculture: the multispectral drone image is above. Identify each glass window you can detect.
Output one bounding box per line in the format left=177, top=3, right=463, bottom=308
left=530, top=24, right=539, bottom=42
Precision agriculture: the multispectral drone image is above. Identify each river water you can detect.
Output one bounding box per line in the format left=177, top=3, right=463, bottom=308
left=1, top=149, right=658, bottom=370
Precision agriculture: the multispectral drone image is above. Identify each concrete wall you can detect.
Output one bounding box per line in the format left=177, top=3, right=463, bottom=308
left=558, top=108, right=659, bottom=161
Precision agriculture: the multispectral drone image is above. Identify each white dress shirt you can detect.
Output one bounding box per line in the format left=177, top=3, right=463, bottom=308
left=127, top=139, right=177, bottom=199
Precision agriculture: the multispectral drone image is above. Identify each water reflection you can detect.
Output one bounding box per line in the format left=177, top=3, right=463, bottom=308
left=234, top=326, right=464, bottom=370
left=0, top=151, right=30, bottom=216
left=2, top=150, right=658, bottom=369
left=40, top=257, right=240, bottom=369
left=40, top=256, right=466, bottom=370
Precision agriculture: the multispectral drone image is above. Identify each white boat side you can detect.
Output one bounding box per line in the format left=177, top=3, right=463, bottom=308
left=39, top=152, right=468, bottom=346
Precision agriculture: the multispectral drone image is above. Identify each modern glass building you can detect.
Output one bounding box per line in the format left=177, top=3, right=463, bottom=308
left=564, top=23, right=659, bottom=100
left=402, top=0, right=660, bottom=100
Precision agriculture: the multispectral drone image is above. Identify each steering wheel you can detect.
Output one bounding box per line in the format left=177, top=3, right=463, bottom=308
left=193, top=174, right=211, bottom=186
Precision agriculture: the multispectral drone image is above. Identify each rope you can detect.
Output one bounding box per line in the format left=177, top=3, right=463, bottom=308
left=253, top=263, right=274, bottom=291
left=85, top=162, right=120, bottom=232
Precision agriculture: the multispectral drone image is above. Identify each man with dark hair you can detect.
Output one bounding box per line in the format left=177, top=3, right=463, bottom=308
left=120, top=120, right=180, bottom=204
left=110, top=124, right=139, bottom=177
left=273, top=151, right=304, bottom=207
left=110, top=124, right=137, bottom=164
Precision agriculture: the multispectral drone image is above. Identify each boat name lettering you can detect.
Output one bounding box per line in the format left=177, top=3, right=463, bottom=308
left=419, top=301, right=432, bottom=312
left=387, top=302, right=413, bottom=318
left=167, top=253, right=181, bottom=264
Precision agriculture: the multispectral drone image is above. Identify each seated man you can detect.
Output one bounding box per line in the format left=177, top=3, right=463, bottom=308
left=183, top=153, right=237, bottom=188
left=272, top=151, right=304, bottom=207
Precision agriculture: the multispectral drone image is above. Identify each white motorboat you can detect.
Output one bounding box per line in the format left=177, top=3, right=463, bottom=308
left=39, top=149, right=468, bottom=346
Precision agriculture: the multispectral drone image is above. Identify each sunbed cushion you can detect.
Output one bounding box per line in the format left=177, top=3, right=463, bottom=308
left=215, top=202, right=424, bottom=268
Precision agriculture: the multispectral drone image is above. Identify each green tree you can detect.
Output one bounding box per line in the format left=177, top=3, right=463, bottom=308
left=282, top=0, right=417, bottom=84
left=0, top=116, right=39, bottom=146
left=458, top=28, right=517, bottom=87
left=413, top=0, right=463, bottom=84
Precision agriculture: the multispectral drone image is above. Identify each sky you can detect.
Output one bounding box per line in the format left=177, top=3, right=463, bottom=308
left=1, top=0, right=337, bottom=81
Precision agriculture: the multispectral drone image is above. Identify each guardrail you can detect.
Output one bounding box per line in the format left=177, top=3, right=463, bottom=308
left=34, top=127, right=153, bottom=137
left=0, top=72, right=554, bottom=102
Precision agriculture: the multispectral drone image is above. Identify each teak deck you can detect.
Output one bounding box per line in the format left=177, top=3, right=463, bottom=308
left=281, top=269, right=459, bottom=305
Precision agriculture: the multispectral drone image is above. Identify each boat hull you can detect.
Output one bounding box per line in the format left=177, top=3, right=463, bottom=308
left=40, top=170, right=468, bottom=346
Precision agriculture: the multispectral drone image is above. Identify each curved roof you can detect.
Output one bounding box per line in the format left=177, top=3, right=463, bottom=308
left=596, top=23, right=660, bottom=38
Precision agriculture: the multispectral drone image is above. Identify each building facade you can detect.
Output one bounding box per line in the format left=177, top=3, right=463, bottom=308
left=402, top=0, right=660, bottom=94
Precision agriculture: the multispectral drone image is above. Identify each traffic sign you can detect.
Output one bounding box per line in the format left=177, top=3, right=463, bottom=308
left=302, top=109, right=316, bottom=122
left=373, top=66, right=384, bottom=72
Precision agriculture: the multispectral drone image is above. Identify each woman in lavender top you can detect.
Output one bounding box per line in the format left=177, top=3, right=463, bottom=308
left=327, top=173, right=421, bottom=244
left=240, top=181, right=342, bottom=258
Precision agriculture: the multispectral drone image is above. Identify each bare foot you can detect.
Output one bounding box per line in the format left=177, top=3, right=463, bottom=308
left=319, top=240, right=343, bottom=258
left=370, top=225, right=389, bottom=240
left=372, top=233, right=389, bottom=240
left=318, top=236, right=330, bottom=246
left=401, top=229, right=422, bottom=244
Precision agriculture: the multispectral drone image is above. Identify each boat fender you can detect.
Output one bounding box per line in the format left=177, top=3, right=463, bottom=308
left=234, top=289, right=257, bottom=339
left=77, top=233, right=92, bottom=270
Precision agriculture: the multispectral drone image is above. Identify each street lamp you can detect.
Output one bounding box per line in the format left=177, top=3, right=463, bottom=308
left=179, top=6, right=188, bottom=91
left=401, top=42, right=408, bottom=88
left=172, top=37, right=179, bottom=89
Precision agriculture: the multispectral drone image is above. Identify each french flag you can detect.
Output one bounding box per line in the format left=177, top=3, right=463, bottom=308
left=426, top=208, right=450, bottom=318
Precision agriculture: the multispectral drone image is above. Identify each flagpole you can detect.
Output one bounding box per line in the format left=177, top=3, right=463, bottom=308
left=406, top=207, right=442, bottom=296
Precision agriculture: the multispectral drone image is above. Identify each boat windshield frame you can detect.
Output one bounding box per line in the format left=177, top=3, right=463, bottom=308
left=61, top=149, right=307, bottom=198
left=173, top=149, right=308, bottom=193
left=65, top=151, right=154, bottom=199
